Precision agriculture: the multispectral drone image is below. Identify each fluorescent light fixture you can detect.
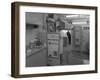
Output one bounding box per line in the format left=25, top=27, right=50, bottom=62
left=66, top=15, right=79, bottom=18
left=72, top=21, right=87, bottom=24
left=66, top=15, right=89, bottom=19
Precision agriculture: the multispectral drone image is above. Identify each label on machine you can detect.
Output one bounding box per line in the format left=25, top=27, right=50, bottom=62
left=47, top=33, right=60, bottom=66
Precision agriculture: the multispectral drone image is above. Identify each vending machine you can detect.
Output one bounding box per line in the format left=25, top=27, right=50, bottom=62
left=46, top=14, right=61, bottom=66
left=47, top=33, right=60, bottom=66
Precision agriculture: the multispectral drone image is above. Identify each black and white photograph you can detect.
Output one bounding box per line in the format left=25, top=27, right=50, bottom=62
left=11, top=2, right=97, bottom=78
left=26, top=12, right=90, bottom=67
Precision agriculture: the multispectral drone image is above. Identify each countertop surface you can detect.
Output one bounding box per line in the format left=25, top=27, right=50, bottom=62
left=26, top=46, right=47, bottom=57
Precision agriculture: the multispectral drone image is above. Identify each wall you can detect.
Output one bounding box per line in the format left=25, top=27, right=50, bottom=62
left=81, top=26, right=89, bottom=52
left=26, top=12, right=44, bottom=25
left=26, top=13, right=44, bottom=45
left=0, top=0, right=100, bottom=80
left=26, top=13, right=47, bottom=46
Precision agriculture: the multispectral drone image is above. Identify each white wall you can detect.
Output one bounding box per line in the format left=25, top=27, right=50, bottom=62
left=0, top=0, right=100, bottom=80
left=26, top=12, right=44, bottom=25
